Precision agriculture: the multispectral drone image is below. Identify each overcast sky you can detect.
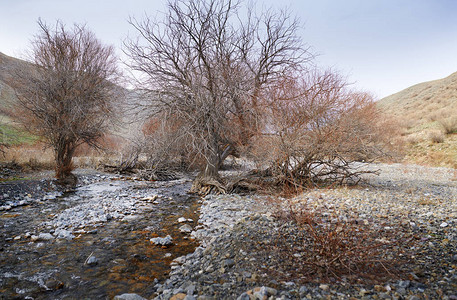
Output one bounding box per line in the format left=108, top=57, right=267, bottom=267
left=1, top=0, right=457, bottom=99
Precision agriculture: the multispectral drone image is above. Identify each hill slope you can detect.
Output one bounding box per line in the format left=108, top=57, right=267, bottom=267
left=378, top=72, right=457, bottom=132
left=0, top=52, right=29, bottom=116
left=378, top=72, right=457, bottom=168
left=0, top=52, right=143, bottom=146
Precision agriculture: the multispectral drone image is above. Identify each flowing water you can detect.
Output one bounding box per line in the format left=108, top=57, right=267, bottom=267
left=0, top=175, right=200, bottom=299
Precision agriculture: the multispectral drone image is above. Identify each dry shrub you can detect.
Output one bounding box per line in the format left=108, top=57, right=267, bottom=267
left=113, top=112, right=197, bottom=180
left=428, top=130, right=445, bottom=143
left=270, top=201, right=414, bottom=283
left=404, top=134, right=421, bottom=145
left=438, top=116, right=457, bottom=134
left=74, top=134, right=126, bottom=157
left=1, top=143, right=54, bottom=170
left=252, top=71, right=401, bottom=190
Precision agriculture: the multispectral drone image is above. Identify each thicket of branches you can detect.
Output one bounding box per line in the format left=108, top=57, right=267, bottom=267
left=14, top=20, right=120, bottom=179
left=250, top=71, right=399, bottom=189
left=9, top=0, right=399, bottom=190
left=124, top=0, right=309, bottom=192
left=123, top=0, right=398, bottom=194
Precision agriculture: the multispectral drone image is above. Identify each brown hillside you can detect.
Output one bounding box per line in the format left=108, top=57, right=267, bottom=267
left=378, top=72, right=457, bottom=132
left=0, top=52, right=32, bottom=116
left=377, top=72, right=457, bottom=168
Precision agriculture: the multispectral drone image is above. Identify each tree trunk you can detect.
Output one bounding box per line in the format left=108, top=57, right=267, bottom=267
left=190, top=147, right=226, bottom=195
left=55, top=141, right=76, bottom=179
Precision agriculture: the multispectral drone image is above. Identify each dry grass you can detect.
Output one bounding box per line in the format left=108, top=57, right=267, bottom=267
left=1, top=143, right=122, bottom=174
left=378, top=72, right=457, bottom=135
left=404, top=133, right=457, bottom=168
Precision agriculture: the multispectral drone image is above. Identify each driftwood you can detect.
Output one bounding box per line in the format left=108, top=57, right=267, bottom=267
left=103, top=163, right=180, bottom=181
left=190, top=172, right=263, bottom=196
left=136, top=168, right=180, bottom=181
left=102, top=164, right=135, bottom=175
left=190, top=176, right=227, bottom=195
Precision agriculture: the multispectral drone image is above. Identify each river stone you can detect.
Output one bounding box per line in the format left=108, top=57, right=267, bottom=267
left=37, top=233, right=54, bottom=241
left=113, top=293, right=147, bottom=300
left=245, top=286, right=277, bottom=299
left=45, top=279, right=64, bottom=290
left=170, top=293, right=187, bottom=300
left=236, top=293, right=250, bottom=300
left=54, top=229, right=75, bottom=240
left=223, top=259, right=235, bottom=268
left=151, top=235, right=173, bottom=246
left=179, top=224, right=193, bottom=233
left=178, top=217, right=188, bottom=223
left=86, top=256, right=98, bottom=266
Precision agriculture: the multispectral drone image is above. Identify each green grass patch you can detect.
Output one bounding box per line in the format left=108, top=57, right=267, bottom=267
left=0, top=123, right=39, bottom=145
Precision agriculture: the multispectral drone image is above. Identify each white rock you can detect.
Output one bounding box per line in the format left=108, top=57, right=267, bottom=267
left=179, top=224, right=193, bottom=233
left=86, top=256, right=98, bottom=266
left=150, top=235, right=173, bottom=246
left=142, top=195, right=158, bottom=201
left=113, top=294, right=147, bottom=300
left=177, top=217, right=187, bottom=223
left=54, top=229, right=75, bottom=240
left=440, top=222, right=449, bottom=228
left=37, top=233, right=54, bottom=241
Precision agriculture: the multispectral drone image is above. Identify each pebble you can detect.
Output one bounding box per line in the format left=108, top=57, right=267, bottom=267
left=86, top=256, right=98, bottom=266
left=319, top=284, right=329, bottom=291
left=151, top=163, right=457, bottom=300
left=179, top=224, right=193, bottom=233
left=113, top=294, right=147, bottom=300
left=35, top=233, right=54, bottom=241
left=54, top=228, right=75, bottom=240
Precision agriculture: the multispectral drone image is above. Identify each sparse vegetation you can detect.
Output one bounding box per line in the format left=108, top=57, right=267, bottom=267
left=125, top=0, right=310, bottom=194
left=0, top=2, right=456, bottom=299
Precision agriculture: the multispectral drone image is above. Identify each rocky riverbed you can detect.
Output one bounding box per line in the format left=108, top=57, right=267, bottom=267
left=0, top=170, right=200, bottom=299
left=1, top=164, right=457, bottom=300
left=149, top=164, right=457, bottom=300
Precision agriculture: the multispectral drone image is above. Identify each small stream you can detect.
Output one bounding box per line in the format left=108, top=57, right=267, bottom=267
left=0, top=174, right=200, bottom=299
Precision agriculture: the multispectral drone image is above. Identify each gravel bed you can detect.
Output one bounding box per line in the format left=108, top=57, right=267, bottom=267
left=148, top=163, right=457, bottom=300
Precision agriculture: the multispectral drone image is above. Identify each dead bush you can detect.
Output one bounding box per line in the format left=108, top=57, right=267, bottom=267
left=269, top=201, right=414, bottom=283
left=429, top=130, right=445, bottom=143
left=438, top=117, right=457, bottom=134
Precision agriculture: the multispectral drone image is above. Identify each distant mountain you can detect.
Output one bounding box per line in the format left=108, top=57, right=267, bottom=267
left=377, top=72, right=457, bottom=133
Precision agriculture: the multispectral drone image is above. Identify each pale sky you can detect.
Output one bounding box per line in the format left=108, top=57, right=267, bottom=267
left=1, top=0, right=457, bottom=99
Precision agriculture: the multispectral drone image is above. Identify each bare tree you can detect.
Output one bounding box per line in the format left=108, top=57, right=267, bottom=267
left=125, top=0, right=308, bottom=193
left=14, top=20, right=119, bottom=179
left=251, top=70, right=400, bottom=189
